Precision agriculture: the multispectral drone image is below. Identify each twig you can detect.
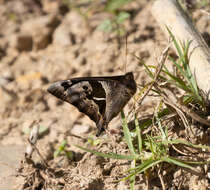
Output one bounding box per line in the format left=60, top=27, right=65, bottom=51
left=27, top=139, right=49, bottom=168
left=25, top=121, right=49, bottom=167
left=157, top=165, right=166, bottom=190
left=163, top=99, right=190, bottom=130
left=152, top=0, right=210, bottom=102
left=176, top=103, right=210, bottom=127
left=25, top=121, right=39, bottom=159
left=159, top=86, right=210, bottom=127
left=154, top=85, right=194, bottom=136
left=171, top=144, right=189, bottom=156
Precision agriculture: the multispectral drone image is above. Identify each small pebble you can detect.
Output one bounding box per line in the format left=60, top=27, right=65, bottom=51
left=71, top=124, right=90, bottom=135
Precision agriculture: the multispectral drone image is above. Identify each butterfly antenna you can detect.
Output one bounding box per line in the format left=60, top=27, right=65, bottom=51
left=124, top=33, right=128, bottom=74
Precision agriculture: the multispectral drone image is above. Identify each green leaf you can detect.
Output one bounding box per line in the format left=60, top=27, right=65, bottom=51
left=116, top=11, right=130, bottom=24
left=22, top=124, right=48, bottom=135
left=65, top=151, right=74, bottom=160
left=162, top=157, right=195, bottom=170
left=168, top=139, right=210, bottom=150
left=97, top=19, right=112, bottom=33
left=167, top=27, right=182, bottom=58
left=135, top=115, right=142, bottom=153
left=75, top=145, right=139, bottom=160
left=122, top=158, right=162, bottom=181
left=87, top=137, right=101, bottom=146
left=105, top=0, right=133, bottom=12
left=116, top=27, right=126, bottom=36
left=39, top=125, right=49, bottom=134
left=134, top=55, right=154, bottom=79
left=54, top=140, right=67, bottom=158
left=121, top=110, right=136, bottom=155
left=130, top=160, right=136, bottom=190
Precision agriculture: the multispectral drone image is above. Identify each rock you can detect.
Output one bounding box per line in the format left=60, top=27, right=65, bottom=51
left=0, top=71, right=14, bottom=86
left=42, top=0, right=60, bottom=14
left=0, top=86, right=18, bottom=105
left=53, top=23, right=73, bottom=46
left=53, top=11, right=87, bottom=46
left=71, top=124, right=90, bottom=135
left=17, top=15, right=60, bottom=51
left=16, top=34, right=33, bottom=51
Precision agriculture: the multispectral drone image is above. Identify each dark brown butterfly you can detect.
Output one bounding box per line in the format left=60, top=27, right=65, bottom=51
left=47, top=72, right=136, bottom=136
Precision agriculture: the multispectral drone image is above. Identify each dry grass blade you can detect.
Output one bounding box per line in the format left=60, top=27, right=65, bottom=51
left=157, top=86, right=210, bottom=128
left=138, top=43, right=170, bottom=107
left=176, top=103, right=210, bottom=127
left=156, top=88, right=190, bottom=130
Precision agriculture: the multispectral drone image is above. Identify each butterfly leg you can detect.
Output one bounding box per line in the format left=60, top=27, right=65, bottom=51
left=96, top=117, right=107, bottom=137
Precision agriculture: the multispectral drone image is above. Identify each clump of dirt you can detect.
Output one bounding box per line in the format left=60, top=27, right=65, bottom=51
left=0, top=0, right=209, bottom=189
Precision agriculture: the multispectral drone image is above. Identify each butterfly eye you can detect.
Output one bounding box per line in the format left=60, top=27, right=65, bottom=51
left=82, top=85, right=88, bottom=91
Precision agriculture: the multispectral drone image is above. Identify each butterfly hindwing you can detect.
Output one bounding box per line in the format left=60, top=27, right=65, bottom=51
left=47, top=72, right=136, bottom=135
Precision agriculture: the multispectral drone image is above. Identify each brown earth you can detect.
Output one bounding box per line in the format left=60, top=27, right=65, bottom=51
left=0, top=0, right=209, bottom=189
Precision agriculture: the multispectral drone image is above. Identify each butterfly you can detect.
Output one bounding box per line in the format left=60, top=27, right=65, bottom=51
left=47, top=72, right=136, bottom=136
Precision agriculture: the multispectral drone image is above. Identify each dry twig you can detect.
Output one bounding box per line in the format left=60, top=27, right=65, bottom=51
left=138, top=43, right=170, bottom=107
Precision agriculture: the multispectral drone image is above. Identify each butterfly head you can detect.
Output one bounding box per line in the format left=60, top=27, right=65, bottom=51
left=123, top=72, right=137, bottom=95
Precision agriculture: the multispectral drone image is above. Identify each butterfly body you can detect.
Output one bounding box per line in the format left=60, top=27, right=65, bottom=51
left=47, top=72, right=136, bottom=136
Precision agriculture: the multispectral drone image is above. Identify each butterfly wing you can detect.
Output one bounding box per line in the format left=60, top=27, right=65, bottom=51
left=97, top=72, right=136, bottom=134
left=47, top=72, right=136, bottom=135
left=47, top=79, right=106, bottom=125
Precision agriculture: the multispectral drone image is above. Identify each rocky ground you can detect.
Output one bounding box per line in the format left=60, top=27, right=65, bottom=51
left=0, top=0, right=209, bottom=189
